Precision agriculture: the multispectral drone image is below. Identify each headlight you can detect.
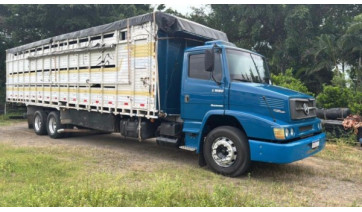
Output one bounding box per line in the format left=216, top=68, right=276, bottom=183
left=290, top=128, right=295, bottom=136
left=273, top=128, right=285, bottom=140
left=285, top=128, right=289, bottom=137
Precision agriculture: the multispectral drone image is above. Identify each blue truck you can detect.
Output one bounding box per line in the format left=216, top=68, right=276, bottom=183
left=6, top=12, right=325, bottom=176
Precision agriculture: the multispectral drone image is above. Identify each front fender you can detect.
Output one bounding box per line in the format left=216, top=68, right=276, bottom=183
left=225, top=110, right=278, bottom=140
left=182, top=110, right=224, bottom=153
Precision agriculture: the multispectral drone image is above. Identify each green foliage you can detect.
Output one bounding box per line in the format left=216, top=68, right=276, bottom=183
left=325, top=129, right=357, bottom=146
left=348, top=91, right=362, bottom=115
left=339, top=14, right=362, bottom=91
left=331, top=71, right=348, bottom=88
left=0, top=144, right=276, bottom=206
left=316, top=84, right=361, bottom=114
left=316, top=85, right=352, bottom=108
left=189, top=5, right=362, bottom=94
left=0, top=5, right=151, bottom=44
left=0, top=112, right=25, bottom=126
left=271, top=68, right=312, bottom=95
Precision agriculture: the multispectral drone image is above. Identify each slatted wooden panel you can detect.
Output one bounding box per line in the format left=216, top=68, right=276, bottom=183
left=6, top=21, right=158, bottom=119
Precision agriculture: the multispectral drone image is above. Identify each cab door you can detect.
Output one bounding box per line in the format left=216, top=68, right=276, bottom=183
left=181, top=51, right=225, bottom=121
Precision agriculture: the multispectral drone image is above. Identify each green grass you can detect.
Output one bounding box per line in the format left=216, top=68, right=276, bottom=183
left=0, top=143, right=276, bottom=206
left=0, top=140, right=361, bottom=206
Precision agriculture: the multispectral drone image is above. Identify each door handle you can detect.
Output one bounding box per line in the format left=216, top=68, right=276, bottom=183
left=184, top=95, right=190, bottom=103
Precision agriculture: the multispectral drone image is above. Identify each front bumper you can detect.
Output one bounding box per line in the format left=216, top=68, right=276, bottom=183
left=249, top=132, right=326, bottom=164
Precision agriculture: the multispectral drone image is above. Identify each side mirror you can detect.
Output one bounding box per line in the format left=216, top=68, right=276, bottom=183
left=205, top=49, right=214, bottom=72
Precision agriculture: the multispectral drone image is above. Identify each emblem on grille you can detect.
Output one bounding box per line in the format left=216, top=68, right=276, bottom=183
left=303, top=103, right=310, bottom=115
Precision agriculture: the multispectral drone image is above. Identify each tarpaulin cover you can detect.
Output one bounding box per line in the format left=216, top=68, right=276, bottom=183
left=7, top=12, right=228, bottom=54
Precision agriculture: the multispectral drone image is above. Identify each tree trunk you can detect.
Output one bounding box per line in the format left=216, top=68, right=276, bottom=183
left=342, top=61, right=345, bottom=74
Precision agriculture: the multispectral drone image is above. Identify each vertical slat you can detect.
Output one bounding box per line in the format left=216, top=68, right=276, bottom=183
left=35, top=56, right=38, bottom=104
left=147, top=21, right=152, bottom=118
left=153, top=11, right=161, bottom=114
left=115, top=30, right=120, bottom=113
left=66, top=39, right=70, bottom=107
left=77, top=37, right=80, bottom=110
left=28, top=51, right=31, bottom=102
left=17, top=53, right=20, bottom=101
left=41, top=46, right=45, bottom=105
left=101, top=33, right=104, bottom=111
left=58, top=41, right=61, bottom=105
left=22, top=51, right=25, bottom=102
left=50, top=54, right=53, bottom=104
left=88, top=36, right=91, bottom=111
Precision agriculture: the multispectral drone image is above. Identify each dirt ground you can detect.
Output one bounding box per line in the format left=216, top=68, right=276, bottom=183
left=0, top=121, right=200, bottom=171
left=1, top=121, right=361, bottom=206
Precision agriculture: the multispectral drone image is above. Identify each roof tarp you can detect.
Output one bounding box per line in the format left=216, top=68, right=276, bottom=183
left=7, top=12, right=228, bottom=54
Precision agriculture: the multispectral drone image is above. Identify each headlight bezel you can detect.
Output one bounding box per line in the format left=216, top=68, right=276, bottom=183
left=274, top=127, right=296, bottom=140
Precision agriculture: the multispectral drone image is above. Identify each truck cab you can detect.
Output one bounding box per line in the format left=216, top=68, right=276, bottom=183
left=179, top=40, right=325, bottom=176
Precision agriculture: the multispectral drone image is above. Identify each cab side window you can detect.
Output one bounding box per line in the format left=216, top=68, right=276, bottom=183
left=188, top=53, right=223, bottom=81
left=189, top=54, right=209, bottom=80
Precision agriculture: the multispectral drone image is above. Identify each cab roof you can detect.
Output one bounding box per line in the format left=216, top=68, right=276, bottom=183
left=185, top=40, right=265, bottom=58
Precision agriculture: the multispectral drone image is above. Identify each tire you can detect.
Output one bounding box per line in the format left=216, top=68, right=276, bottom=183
left=33, top=111, right=47, bottom=135
left=203, top=126, right=250, bottom=177
left=46, top=111, right=65, bottom=139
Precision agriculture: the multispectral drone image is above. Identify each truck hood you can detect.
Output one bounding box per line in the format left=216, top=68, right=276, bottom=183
left=242, top=83, right=311, bottom=99
left=229, top=82, right=313, bottom=123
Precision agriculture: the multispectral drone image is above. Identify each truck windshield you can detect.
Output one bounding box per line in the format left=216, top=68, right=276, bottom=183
left=226, top=49, right=270, bottom=84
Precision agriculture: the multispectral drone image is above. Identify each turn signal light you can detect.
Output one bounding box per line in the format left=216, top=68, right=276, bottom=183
left=273, top=128, right=285, bottom=140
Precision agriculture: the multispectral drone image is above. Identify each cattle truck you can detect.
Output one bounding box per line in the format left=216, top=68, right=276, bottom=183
left=5, top=12, right=326, bottom=176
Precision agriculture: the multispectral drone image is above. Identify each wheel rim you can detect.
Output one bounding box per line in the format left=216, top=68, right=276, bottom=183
left=211, top=137, right=237, bottom=167
left=48, top=116, right=57, bottom=134
left=34, top=115, right=41, bottom=131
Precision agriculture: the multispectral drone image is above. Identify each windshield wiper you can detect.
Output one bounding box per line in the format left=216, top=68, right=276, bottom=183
left=250, top=54, right=262, bottom=82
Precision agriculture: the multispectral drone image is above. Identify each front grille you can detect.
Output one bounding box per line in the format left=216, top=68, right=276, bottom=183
left=290, top=98, right=316, bottom=120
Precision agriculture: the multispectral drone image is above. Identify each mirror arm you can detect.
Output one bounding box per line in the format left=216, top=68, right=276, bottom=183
left=211, top=71, right=222, bottom=85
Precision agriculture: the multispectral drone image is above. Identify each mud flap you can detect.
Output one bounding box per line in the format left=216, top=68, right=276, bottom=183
left=198, top=151, right=206, bottom=167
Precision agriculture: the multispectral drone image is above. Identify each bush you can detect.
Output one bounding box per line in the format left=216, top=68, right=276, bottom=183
left=316, top=85, right=361, bottom=115
left=316, top=85, right=352, bottom=108
left=348, top=91, right=362, bottom=115
left=271, top=68, right=313, bottom=95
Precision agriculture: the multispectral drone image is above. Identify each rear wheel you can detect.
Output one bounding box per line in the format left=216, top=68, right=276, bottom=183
left=46, top=111, right=65, bottom=139
left=33, top=111, right=47, bottom=135
left=203, top=126, right=250, bottom=177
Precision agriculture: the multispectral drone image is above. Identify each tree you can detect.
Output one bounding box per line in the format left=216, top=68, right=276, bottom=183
left=339, top=14, right=362, bottom=92
left=271, top=68, right=312, bottom=95
left=0, top=5, right=151, bottom=46
left=316, top=85, right=352, bottom=109
left=188, top=5, right=362, bottom=94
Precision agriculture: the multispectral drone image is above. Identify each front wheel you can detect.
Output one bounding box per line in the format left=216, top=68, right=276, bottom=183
left=203, top=126, right=250, bottom=177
